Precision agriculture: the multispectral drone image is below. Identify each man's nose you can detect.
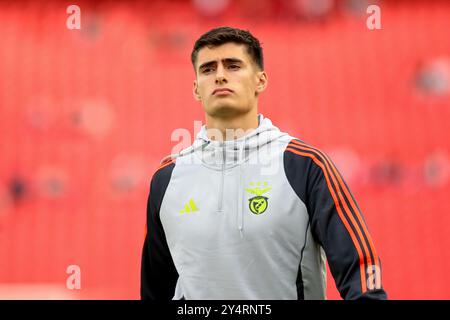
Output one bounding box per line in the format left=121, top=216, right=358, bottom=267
left=215, top=65, right=227, bottom=84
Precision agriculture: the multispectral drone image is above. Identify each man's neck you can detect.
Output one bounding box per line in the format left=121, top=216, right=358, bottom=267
left=205, top=109, right=259, bottom=141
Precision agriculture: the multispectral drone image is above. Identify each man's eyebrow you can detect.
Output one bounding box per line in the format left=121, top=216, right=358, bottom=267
left=198, top=60, right=216, bottom=70
left=223, top=58, right=244, bottom=64
left=198, top=58, right=244, bottom=70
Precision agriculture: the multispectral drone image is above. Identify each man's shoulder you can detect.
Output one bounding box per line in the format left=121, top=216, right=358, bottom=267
left=282, top=136, right=331, bottom=173
left=150, top=157, right=176, bottom=185
left=283, top=136, right=323, bottom=158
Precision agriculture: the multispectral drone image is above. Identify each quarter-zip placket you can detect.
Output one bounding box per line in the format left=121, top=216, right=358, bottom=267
left=217, top=143, right=226, bottom=213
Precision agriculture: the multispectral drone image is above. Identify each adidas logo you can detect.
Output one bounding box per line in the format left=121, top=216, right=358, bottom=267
left=180, top=198, right=199, bottom=214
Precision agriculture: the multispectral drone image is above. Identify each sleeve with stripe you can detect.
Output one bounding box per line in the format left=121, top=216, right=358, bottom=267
left=285, top=139, right=387, bottom=300
left=140, top=161, right=178, bottom=300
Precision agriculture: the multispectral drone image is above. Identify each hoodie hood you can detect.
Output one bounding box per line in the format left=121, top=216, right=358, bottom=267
left=164, top=114, right=288, bottom=169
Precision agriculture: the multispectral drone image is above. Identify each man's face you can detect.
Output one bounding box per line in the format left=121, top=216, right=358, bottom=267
left=193, top=42, right=268, bottom=118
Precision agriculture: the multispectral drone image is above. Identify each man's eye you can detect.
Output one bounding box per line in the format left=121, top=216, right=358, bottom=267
left=228, top=65, right=240, bottom=70
left=202, top=68, right=213, bottom=73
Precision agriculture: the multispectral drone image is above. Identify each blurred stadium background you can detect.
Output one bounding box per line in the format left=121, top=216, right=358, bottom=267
left=0, top=0, right=449, bottom=299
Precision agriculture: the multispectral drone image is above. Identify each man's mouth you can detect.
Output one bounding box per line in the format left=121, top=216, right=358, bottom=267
left=213, top=88, right=234, bottom=95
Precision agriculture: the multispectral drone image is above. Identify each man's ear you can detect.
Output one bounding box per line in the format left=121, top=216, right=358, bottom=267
left=193, top=80, right=202, bottom=101
left=255, top=71, right=268, bottom=95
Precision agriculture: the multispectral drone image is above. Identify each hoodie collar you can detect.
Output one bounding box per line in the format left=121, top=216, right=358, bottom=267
left=193, top=114, right=288, bottom=170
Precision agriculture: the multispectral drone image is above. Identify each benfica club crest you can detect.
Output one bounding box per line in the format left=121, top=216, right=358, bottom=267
left=245, top=182, right=271, bottom=215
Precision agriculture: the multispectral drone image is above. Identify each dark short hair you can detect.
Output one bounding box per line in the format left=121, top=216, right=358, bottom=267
left=191, top=26, right=264, bottom=71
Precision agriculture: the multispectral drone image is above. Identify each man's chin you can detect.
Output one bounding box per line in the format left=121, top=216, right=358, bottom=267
left=206, top=104, right=246, bottom=118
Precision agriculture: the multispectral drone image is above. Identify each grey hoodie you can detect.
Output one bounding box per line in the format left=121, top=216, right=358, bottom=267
left=141, top=114, right=387, bottom=300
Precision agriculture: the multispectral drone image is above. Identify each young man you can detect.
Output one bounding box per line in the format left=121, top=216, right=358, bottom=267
left=141, top=27, right=387, bottom=300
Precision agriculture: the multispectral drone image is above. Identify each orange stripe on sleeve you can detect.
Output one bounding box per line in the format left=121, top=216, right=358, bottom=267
left=285, top=146, right=368, bottom=293
left=290, top=140, right=380, bottom=276
left=289, top=141, right=375, bottom=268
